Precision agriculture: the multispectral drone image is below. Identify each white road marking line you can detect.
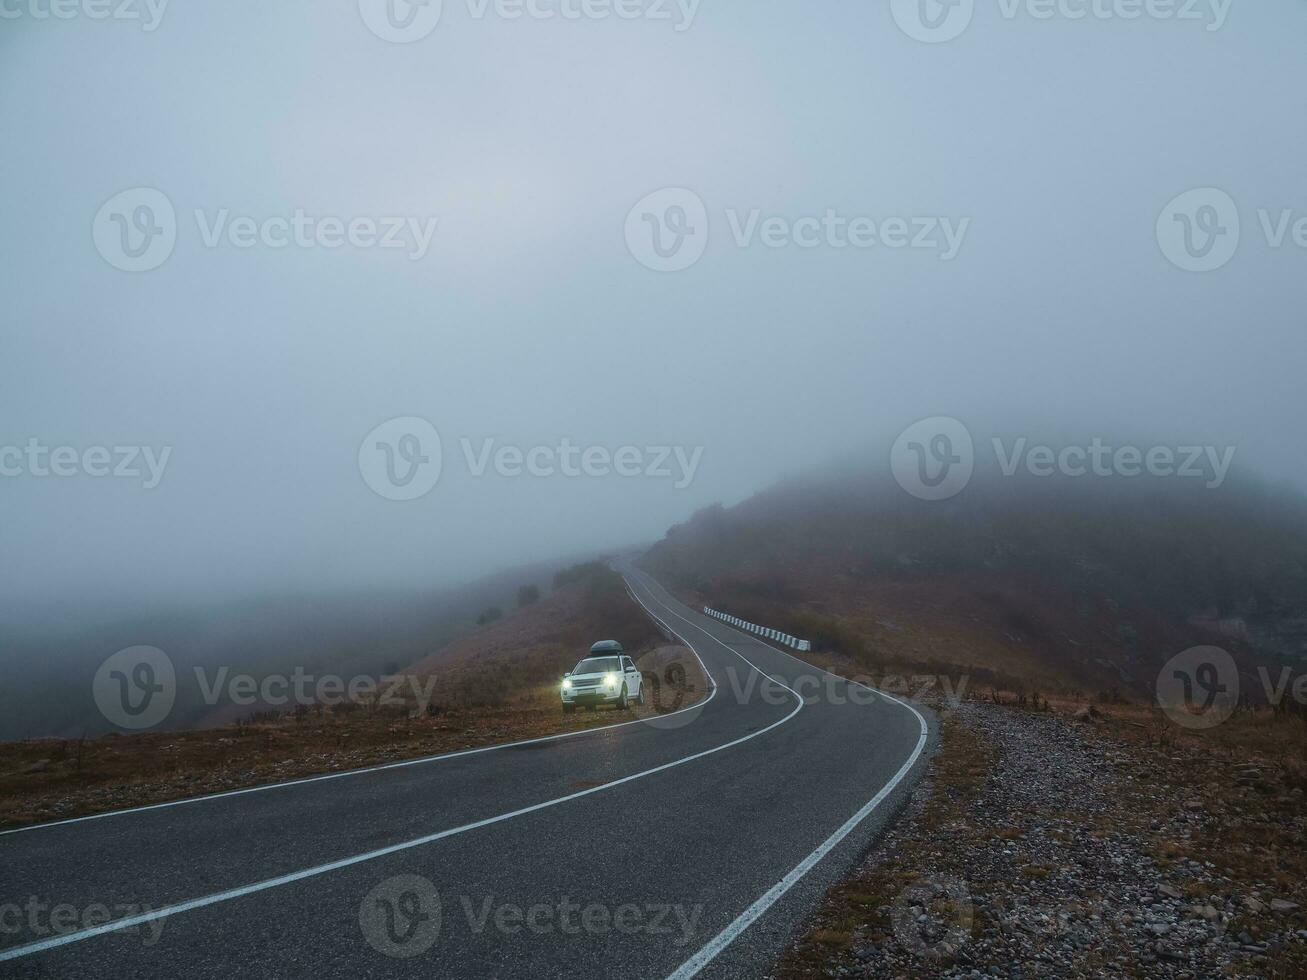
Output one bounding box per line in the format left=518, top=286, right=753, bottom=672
left=622, top=580, right=717, bottom=694
left=0, top=577, right=802, bottom=964
left=666, top=716, right=926, bottom=979
left=647, top=572, right=932, bottom=980
left=2, top=607, right=716, bottom=838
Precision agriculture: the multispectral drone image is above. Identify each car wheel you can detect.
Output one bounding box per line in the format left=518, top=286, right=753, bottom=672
left=616, top=685, right=628, bottom=710
left=636, top=683, right=645, bottom=706
left=563, top=704, right=576, bottom=714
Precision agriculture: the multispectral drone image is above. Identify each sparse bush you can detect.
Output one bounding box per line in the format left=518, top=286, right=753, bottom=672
left=552, top=561, right=606, bottom=589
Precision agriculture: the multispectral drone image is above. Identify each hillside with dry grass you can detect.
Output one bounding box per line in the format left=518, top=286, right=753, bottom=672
left=0, top=556, right=584, bottom=741
left=642, top=466, right=1307, bottom=704
left=0, top=563, right=704, bottom=830
left=637, top=465, right=1307, bottom=977
left=402, top=560, right=664, bottom=703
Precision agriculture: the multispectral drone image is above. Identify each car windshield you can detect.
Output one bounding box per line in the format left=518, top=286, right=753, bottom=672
left=572, top=657, right=619, bottom=675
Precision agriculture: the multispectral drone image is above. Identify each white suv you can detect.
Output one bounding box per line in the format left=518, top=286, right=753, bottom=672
left=561, top=641, right=644, bottom=713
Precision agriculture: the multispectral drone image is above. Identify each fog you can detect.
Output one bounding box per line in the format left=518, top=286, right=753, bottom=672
left=2, top=0, right=1304, bottom=615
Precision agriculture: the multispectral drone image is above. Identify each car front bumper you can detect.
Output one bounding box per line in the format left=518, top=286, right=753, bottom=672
left=561, top=687, right=623, bottom=705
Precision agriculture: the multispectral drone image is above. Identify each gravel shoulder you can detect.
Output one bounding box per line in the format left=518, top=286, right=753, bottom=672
left=775, top=697, right=1307, bottom=979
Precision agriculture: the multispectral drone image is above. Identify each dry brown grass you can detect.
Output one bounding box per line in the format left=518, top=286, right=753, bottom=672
left=775, top=681, right=1307, bottom=978
left=0, top=563, right=703, bottom=830
left=0, top=644, right=708, bottom=831
left=776, top=715, right=998, bottom=977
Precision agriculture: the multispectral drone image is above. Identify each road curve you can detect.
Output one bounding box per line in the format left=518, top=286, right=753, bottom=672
left=0, top=564, right=934, bottom=979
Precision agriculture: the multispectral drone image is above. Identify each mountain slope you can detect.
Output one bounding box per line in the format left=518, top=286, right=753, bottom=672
left=642, top=465, right=1307, bottom=699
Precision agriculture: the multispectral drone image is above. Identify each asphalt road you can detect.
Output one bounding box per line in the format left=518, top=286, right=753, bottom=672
left=0, top=564, right=934, bottom=979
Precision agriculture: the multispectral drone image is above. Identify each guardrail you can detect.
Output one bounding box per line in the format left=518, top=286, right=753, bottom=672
left=702, top=607, right=811, bottom=652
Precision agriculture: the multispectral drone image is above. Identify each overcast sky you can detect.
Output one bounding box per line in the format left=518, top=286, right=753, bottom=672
left=2, top=0, right=1304, bottom=609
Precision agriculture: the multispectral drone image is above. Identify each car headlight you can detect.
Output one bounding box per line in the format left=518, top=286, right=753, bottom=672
left=562, top=679, right=572, bottom=691
left=603, top=673, right=618, bottom=688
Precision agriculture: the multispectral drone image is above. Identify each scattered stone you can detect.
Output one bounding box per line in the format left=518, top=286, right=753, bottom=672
left=782, top=698, right=1306, bottom=979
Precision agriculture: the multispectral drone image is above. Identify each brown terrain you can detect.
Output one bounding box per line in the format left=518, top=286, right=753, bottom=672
left=0, top=563, right=708, bottom=830
left=773, top=693, right=1307, bottom=979
left=637, top=466, right=1307, bottom=978
left=4, top=468, right=1306, bottom=976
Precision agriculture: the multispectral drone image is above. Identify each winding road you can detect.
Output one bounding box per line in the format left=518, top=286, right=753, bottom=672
left=0, top=564, right=932, bottom=978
